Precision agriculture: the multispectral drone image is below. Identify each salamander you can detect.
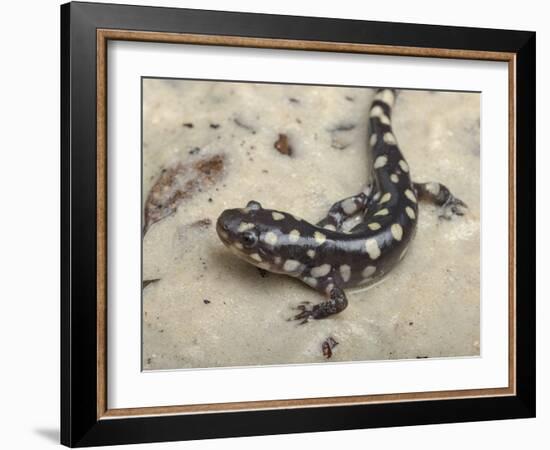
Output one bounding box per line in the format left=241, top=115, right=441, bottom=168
left=216, top=88, right=467, bottom=323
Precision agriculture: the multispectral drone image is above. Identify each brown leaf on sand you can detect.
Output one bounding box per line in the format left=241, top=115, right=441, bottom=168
left=274, top=133, right=292, bottom=156
left=143, top=154, right=225, bottom=235
left=142, top=278, right=160, bottom=289
left=322, top=336, right=339, bottom=359
left=190, top=218, right=212, bottom=228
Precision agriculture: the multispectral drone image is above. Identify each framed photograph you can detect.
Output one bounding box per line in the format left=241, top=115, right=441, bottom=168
left=61, top=1, right=535, bottom=447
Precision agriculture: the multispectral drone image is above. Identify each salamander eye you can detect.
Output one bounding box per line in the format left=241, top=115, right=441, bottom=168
left=241, top=231, right=258, bottom=248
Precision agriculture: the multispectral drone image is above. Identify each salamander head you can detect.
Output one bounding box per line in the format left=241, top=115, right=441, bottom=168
left=216, top=200, right=307, bottom=274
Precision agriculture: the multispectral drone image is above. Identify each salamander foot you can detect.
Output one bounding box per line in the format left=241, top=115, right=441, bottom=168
left=413, top=181, right=468, bottom=220
left=293, top=303, right=324, bottom=325
left=439, top=194, right=468, bottom=220
left=289, top=285, right=348, bottom=324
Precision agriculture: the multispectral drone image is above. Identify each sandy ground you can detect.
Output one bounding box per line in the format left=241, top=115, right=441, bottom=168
left=142, top=80, right=480, bottom=370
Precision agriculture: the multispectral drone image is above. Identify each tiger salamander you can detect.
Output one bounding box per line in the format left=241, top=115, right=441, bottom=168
left=216, top=88, right=467, bottom=323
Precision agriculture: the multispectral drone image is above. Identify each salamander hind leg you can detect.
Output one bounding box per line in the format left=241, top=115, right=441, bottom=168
left=316, top=187, right=374, bottom=232
left=413, top=182, right=468, bottom=220
left=291, top=282, right=348, bottom=325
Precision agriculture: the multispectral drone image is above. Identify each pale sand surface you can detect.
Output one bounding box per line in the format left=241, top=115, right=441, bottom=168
left=142, top=80, right=480, bottom=370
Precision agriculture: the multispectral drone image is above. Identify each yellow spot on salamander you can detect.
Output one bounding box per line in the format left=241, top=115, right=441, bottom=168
left=370, top=105, right=384, bottom=118
left=250, top=253, right=263, bottom=262
left=342, top=198, right=358, bottom=215
left=379, top=193, right=392, bottom=204
left=380, top=115, right=390, bottom=125
left=370, top=134, right=377, bottom=146
left=303, top=277, right=318, bottom=288
left=362, top=265, right=376, bottom=278
left=339, top=264, right=351, bottom=282
left=373, top=156, right=387, bottom=169
left=370, top=105, right=390, bottom=125
left=313, top=231, right=327, bottom=245
left=365, top=239, right=381, bottom=260
left=426, top=182, right=440, bottom=196
left=383, top=132, right=396, bottom=145
left=237, top=222, right=254, bottom=232
left=311, top=264, right=331, bottom=278
left=391, top=223, right=403, bottom=241
left=288, top=229, right=300, bottom=243
left=374, top=89, right=395, bottom=107
left=264, top=231, right=278, bottom=246
left=283, top=259, right=301, bottom=272
left=405, top=189, right=417, bottom=203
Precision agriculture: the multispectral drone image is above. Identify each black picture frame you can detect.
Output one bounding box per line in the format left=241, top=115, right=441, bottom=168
left=61, top=1, right=535, bottom=447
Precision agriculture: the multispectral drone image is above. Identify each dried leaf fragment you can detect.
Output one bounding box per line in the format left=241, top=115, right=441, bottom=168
left=331, top=123, right=356, bottom=132
left=322, top=336, right=339, bottom=359
left=274, top=133, right=292, bottom=156
left=190, top=218, right=212, bottom=228
left=143, top=279, right=160, bottom=289
left=143, top=154, right=225, bottom=235
left=233, top=118, right=256, bottom=134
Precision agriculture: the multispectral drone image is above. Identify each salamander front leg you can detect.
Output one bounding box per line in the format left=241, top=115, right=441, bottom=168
left=291, top=283, right=348, bottom=324
left=316, top=187, right=374, bottom=231
left=413, top=182, right=468, bottom=219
